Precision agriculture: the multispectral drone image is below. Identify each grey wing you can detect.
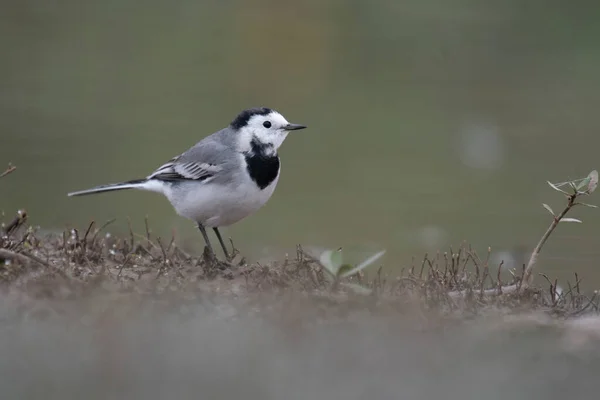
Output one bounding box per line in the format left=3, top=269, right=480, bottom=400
left=147, top=138, right=232, bottom=183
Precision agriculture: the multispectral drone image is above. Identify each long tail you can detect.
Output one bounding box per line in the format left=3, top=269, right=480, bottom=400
left=67, top=179, right=151, bottom=197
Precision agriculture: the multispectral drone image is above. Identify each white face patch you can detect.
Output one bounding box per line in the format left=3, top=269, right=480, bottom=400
left=236, top=111, right=292, bottom=152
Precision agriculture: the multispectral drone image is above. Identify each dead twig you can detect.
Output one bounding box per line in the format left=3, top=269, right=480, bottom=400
left=0, top=163, right=16, bottom=178
left=0, top=248, right=48, bottom=269
left=90, top=218, right=116, bottom=248
left=2, top=209, right=27, bottom=236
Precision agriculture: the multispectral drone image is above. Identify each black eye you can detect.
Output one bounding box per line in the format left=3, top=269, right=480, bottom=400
left=263, top=121, right=271, bottom=128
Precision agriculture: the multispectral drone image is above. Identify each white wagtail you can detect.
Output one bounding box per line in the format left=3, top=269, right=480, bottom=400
left=67, top=107, right=307, bottom=259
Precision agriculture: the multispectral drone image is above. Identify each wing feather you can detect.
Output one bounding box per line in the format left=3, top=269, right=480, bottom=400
left=148, top=157, right=222, bottom=182
left=146, top=132, right=232, bottom=183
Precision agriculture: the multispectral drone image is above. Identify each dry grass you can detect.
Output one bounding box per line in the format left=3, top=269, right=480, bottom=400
left=1, top=210, right=597, bottom=324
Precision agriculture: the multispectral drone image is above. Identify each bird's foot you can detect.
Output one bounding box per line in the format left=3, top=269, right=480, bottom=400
left=201, top=246, right=235, bottom=274
left=201, top=245, right=218, bottom=264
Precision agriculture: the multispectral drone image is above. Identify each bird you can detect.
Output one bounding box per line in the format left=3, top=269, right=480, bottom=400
left=67, top=107, right=307, bottom=260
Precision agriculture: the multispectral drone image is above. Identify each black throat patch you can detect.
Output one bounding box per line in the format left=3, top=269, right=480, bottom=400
left=244, top=137, right=280, bottom=190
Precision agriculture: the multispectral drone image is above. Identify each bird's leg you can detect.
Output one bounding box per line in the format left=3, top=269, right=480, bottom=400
left=197, top=223, right=216, bottom=259
left=213, top=228, right=231, bottom=260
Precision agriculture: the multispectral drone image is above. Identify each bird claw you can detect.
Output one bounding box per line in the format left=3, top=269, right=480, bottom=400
left=201, top=245, right=236, bottom=271
left=201, top=245, right=218, bottom=264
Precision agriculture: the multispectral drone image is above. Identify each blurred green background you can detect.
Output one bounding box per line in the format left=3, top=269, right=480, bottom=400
left=1, top=0, right=600, bottom=285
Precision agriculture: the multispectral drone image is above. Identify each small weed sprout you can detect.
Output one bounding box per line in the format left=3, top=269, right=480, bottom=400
left=318, top=248, right=385, bottom=295
left=521, top=169, right=598, bottom=290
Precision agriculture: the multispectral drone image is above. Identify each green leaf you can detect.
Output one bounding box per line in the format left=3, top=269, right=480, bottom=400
left=560, top=218, right=582, bottom=223
left=547, top=181, right=569, bottom=194
left=318, top=248, right=344, bottom=277
left=330, top=248, right=343, bottom=268
left=340, top=250, right=386, bottom=278
left=319, top=250, right=341, bottom=277
left=587, top=170, right=598, bottom=194
left=337, top=264, right=354, bottom=277
left=542, top=203, right=554, bottom=215
left=576, top=176, right=591, bottom=191
left=339, top=282, right=373, bottom=296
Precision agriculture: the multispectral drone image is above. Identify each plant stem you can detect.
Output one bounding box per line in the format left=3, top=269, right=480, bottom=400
left=0, top=164, right=16, bottom=178
left=520, top=194, right=576, bottom=291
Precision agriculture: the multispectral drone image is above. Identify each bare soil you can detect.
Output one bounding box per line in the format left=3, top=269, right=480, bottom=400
left=1, top=213, right=600, bottom=399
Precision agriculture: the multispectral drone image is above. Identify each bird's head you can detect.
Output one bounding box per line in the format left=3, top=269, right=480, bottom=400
left=231, top=107, right=306, bottom=151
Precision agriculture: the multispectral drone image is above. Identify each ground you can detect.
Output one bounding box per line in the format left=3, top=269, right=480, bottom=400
left=1, top=213, right=600, bottom=399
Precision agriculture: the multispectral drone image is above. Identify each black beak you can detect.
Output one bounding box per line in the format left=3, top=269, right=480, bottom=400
left=283, top=123, right=307, bottom=131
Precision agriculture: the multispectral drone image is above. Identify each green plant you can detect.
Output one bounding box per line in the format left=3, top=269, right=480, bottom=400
left=520, top=170, right=598, bottom=290
left=317, top=248, right=385, bottom=295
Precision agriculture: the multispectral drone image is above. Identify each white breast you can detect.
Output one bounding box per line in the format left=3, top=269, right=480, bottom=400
left=165, top=162, right=281, bottom=228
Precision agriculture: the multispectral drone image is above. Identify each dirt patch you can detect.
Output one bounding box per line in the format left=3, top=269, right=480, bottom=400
left=1, top=213, right=600, bottom=398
